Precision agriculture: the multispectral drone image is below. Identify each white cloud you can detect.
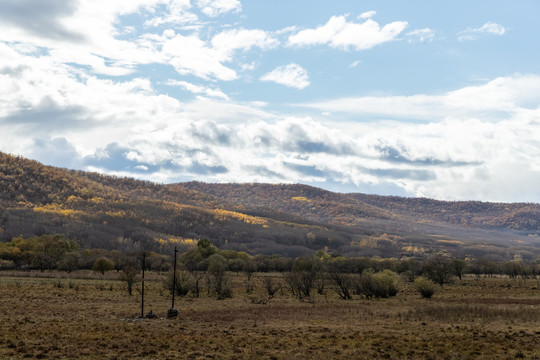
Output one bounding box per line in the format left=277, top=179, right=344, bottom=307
left=144, top=0, right=198, bottom=27
left=0, top=0, right=264, bottom=82
left=288, top=15, right=407, bottom=50
left=359, top=11, right=376, bottom=20
left=1, top=2, right=539, bottom=203
left=299, top=75, right=540, bottom=122
left=406, top=28, right=435, bottom=43
left=211, top=28, right=279, bottom=56
left=165, top=79, right=229, bottom=100
left=161, top=34, right=238, bottom=80
left=458, top=21, right=506, bottom=41
left=2, top=52, right=540, bottom=201
left=0, top=0, right=165, bottom=75
left=260, top=64, right=310, bottom=89
left=197, top=0, right=241, bottom=17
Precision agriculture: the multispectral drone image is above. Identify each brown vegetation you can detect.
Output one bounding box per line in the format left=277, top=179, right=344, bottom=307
left=1, top=152, right=540, bottom=259
left=0, top=271, right=538, bottom=359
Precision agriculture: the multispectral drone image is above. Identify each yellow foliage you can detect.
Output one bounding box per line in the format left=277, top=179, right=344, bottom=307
left=401, top=245, right=425, bottom=253
left=89, top=197, right=104, bottom=204
left=33, top=205, right=83, bottom=219
left=66, top=195, right=82, bottom=203
left=157, top=237, right=197, bottom=247
left=292, top=196, right=310, bottom=202
left=105, top=210, right=126, bottom=218
left=437, top=239, right=465, bottom=245
left=212, top=208, right=268, bottom=226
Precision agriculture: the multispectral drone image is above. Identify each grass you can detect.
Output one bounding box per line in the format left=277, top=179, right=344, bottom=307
left=0, top=272, right=539, bottom=359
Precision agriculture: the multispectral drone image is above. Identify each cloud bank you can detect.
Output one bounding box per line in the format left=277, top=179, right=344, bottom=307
left=0, top=1, right=535, bottom=203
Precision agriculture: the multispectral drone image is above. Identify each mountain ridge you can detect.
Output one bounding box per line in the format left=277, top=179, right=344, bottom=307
left=1, top=152, right=539, bottom=260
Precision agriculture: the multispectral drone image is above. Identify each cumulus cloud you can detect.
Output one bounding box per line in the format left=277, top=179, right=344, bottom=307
left=458, top=21, right=506, bottom=41
left=0, top=0, right=272, bottom=82
left=1, top=2, right=539, bottom=203
left=197, top=0, right=241, bottom=17
left=359, top=11, right=376, bottom=20
left=288, top=15, right=407, bottom=50
left=3, top=73, right=540, bottom=202
left=260, top=64, right=310, bottom=89
left=161, top=33, right=238, bottom=80
left=144, top=0, right=198, bottom=27
left=165, top=80, right=229, bottom=100
left=211, top=28, right=279, bottom=55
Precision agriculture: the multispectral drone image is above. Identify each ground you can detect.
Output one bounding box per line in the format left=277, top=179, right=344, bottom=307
left=0, top=271, right=538, bottom=359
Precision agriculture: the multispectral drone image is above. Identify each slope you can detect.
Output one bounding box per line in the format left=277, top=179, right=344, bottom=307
left=1, top=152, right=539, bottom=260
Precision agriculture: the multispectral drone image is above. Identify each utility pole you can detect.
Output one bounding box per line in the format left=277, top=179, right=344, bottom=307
left=140, top=252, right=145, bottom=318
left=167, top=247, right=179, bottom=318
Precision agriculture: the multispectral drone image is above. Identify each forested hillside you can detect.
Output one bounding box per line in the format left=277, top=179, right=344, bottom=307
left=1, top=152, right=539, bottom=260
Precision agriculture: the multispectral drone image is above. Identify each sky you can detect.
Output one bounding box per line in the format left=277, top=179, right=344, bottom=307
left=1, top=0, right=540, bottom=203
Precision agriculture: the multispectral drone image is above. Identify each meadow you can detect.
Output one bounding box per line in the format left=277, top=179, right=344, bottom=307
left=0, top=271, right=539, bottom=359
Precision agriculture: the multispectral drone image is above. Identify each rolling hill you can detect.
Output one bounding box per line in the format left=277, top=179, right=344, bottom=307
left=0, top=152, right=539, bottom=260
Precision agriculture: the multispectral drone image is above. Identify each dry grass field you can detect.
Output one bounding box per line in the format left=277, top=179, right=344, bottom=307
left=0, top=271, right=539, bottom=359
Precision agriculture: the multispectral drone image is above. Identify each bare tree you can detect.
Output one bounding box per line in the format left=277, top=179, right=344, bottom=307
left=283, top=256, right=322, bottom=300
left=120, top=259, right=140, bottom=296
left=208, top=254, right=232, bottom=299
left=328, top=271, right=353, bottom=300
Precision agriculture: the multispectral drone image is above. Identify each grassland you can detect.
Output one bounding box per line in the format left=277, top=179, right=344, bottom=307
left=0, top=271, right=539, bottom=359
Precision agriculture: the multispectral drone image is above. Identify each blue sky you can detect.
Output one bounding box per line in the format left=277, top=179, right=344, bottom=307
left=1, top=0, right=540, bottom=202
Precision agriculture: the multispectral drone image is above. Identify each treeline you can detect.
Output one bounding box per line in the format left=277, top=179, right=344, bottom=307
left=0, top=234, right=169, bottom=273
left=352, top=193, right=540, bottom=231
left=2, top=236, right=538, bottom=282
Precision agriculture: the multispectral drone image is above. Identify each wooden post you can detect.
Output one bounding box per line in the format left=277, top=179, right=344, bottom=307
left=141, top=252, right=145, bottom=318
left=167, top=247, right=179, bottom=318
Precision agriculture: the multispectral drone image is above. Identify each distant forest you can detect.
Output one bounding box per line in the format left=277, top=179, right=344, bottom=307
left=0, top=152, right=539, bottom=261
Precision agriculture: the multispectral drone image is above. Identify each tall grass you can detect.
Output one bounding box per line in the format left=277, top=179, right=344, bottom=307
left=404, top=303, right=540, bottom=323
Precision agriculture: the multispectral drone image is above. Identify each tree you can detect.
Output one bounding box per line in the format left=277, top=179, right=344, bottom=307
left=242, top=259, right=257, bottom=281
left=207, top=254, right=231, bottom=299
left=503, top=261, right=526, bottom=280
left=451, top=259, right=466, bottom=280
left=328, top=271, right=353, bottom=300
left=180, top=238, right=217, bottom=271
left=58, top=252, right=81, bottom=272
left=120, top=259, right=140, bottom=296
left=92, top=257, right=114, bottom=275
left=284, top=255, right=322, bottom=300
left=424, top=255, right=453, bottom=286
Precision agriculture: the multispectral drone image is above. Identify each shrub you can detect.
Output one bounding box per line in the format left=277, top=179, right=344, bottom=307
left=414, top=277, right=436, bottom=298
left=354, top=269, right=400, bottom=299
left=164, top=270, right=192, bottom=297
left=208, top=254, right=232, bottom=299
left=373, top=269, right=400, bottom=297
left=92, top=257, right=114, bottom=275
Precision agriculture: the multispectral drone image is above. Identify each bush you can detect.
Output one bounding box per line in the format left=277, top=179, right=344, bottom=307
left=163, top=270, right=192, bottom=297
left=208, top=254, right=232, bottom=299
left=354, top=269, right=400, bottom=299
left=92, top=257, right=114, bottom=275
left=414, top=277, right=436, bottom=298
left=0, top=259, right=15, bottom=270
left=374, top=269, right=400, bottom=297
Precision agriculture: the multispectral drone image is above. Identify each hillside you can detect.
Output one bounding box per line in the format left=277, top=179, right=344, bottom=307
left=1, top=152, right=539, bottom=260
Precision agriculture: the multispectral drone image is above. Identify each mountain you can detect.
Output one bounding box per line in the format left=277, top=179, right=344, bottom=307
left=1, top=152, right=539, bottom=260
